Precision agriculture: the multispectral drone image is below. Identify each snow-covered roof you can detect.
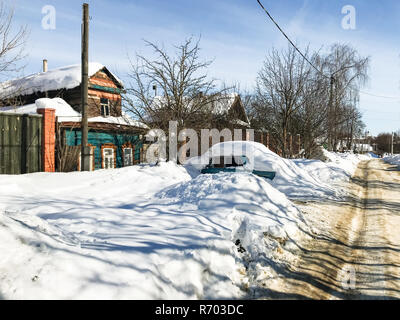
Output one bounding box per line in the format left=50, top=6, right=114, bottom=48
left=0, top=98, right=147, bottom=129
left=0, top=62, right=123, bottom=99
left=88, top=115, right=149, bottom=129
left=211, top=93, right=238, bottom=116
left=0, top=98, right=80, bottom=118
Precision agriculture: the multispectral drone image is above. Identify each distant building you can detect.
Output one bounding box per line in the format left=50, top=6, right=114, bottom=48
left=150, top=93, right=250, bottom=129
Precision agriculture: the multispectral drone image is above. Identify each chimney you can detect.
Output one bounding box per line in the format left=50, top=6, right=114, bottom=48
left=43, top=59, right=48, bottom=98
left=43, top=59, right=48, bottom=73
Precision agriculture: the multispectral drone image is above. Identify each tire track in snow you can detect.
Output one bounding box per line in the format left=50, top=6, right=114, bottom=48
left=257, top=159, right=400, bottom=300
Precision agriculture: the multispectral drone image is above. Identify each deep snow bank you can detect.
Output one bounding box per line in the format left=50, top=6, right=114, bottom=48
left=294, top=150, right=371, bottom=185
left=0, top=144, right=370, bottom=299
left=0, top=162, right=306, bottom=299
left=187, top=141, right=363, bottom=200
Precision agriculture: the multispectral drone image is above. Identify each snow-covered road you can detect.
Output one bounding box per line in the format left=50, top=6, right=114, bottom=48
left=256, top=160, right=400, bottom=299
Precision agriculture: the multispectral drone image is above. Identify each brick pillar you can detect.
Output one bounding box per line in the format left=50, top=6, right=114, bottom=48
left=37, top=108, right=56, bottom=172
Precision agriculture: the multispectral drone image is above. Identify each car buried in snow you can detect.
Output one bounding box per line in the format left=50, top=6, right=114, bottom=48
left=191, top=141, right=276, bottom=181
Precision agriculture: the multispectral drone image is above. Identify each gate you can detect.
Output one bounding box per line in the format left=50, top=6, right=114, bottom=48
left=0, top=113, right=42, bottom=174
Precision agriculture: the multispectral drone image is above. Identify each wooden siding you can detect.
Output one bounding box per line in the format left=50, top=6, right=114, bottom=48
left=65, top=129, right=142, bottom=170
left=89, top=70, right=119, bottom=89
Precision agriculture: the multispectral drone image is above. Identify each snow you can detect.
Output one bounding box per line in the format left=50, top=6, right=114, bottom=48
left=0, top=142, right=369, bottom=299
left=0, top=98, right=80, bottom=118
left=0, top=98, right=147, bottom=128
left=294, top=150, right=371, bottom=185
left=0, top=160, right=308, bottom=299
left=352, top=143, right=374, bottom=152
left=384, top=154, right=400, bottom=166
left=0, top=103, right=37, bottom=115
left=0, top=63, right=123, bottom=99
left=88, top=115, right=149, bottom=129
left=187, top=141, right=368, bottom=201
left=211, top=93, right=238, bottom=115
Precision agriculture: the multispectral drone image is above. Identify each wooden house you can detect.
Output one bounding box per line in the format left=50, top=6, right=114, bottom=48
left=0, top=62, right=148, bottom=171
left=0, top=61, right=124, bottom=118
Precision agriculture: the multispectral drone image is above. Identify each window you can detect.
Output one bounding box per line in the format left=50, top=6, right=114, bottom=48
left=101, top=144, right=117, bottom=169
left=123, top=148, right=133, bottom=167
left=103, top=148, right=115, bottom=169
left=100, top=98, right=110, bottom=117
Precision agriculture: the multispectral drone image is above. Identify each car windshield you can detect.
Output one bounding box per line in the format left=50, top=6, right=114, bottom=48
left=209, top=155, right=248, bottom=168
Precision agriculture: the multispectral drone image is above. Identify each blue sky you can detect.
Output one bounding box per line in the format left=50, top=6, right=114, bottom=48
left=6, top=0, right=400, bottom=135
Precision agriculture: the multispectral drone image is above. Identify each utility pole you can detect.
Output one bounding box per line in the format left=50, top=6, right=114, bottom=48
left=328, top=66, right=354, bottom=151
left=81, top=3, right=90, bottom=171
left=328, top=75, right=335, bottom=151
left=391, top=132, right=394, bottom=155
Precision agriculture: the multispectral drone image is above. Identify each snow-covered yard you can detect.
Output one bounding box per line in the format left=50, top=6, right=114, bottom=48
left=0, top=143, right=371, bottom=299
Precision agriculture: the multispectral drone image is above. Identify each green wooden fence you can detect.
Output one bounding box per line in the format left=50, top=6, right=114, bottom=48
left=0, top=113, right=42, bottom=174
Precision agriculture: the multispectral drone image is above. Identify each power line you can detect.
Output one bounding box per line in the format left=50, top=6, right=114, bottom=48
left=358, top=90, right=400, bottom=100
left=256, top=0, right=400, bottom=101
left=256, top=0, right=327, bottom=78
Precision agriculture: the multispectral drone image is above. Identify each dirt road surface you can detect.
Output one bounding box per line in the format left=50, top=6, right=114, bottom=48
left=261, top=159, right=400, bottom=299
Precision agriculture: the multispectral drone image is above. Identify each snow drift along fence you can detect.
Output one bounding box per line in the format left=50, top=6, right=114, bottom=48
left=0, top=113, right=42, bottom=174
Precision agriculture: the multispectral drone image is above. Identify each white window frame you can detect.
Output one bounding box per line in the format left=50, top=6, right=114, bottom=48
left=103, top=147, right=115, bottom=169
left=100, top=98, right=110, bottom=117
left=123, top=147, right=133, bottom=167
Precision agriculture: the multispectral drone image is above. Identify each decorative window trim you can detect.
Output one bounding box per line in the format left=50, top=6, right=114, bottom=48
left=122, top=142, right=135, bottom=167
left=101, top=143, right=117, bottom=169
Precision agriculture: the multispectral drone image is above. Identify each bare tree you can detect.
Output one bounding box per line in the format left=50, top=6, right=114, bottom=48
left=293, top=53, right=330, bottom=158
left=123, top=37, right=232, bottom=135
left=0, top=2, right=27, bottom=75
left=0, top=1, right=28, bottom=106
left=325, top=43, right=369, bottom=151
left=252, top=43, right=368, bottom=158
left=255, top=45, right=312, bottom=157
left=55, top=124, right=81, bottom=172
